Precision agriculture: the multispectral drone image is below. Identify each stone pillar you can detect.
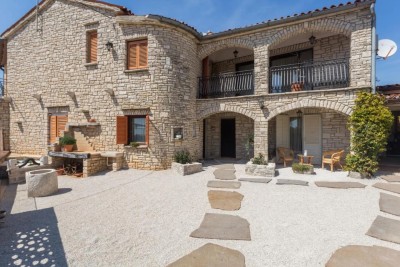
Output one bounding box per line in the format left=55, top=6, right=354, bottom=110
left=350, top=29, right=372, bottom=87
left=254, top=45, right=269, bottom=95
left=253, top=119, right=268, bottom=158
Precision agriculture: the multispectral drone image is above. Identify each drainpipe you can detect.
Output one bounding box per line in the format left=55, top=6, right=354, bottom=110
left=371, top=3, right=377, bottom=94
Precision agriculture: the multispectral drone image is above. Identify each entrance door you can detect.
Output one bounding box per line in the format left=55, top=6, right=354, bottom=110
left=221, top=119, right=236, bottom=158
left=303, top=114, right=322, bottom=164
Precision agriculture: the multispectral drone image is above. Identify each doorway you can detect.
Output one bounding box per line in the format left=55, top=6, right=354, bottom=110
left=221, top=119, right=236, bottom=158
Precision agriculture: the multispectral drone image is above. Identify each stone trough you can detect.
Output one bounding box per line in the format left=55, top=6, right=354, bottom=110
left=26, top=169, right=58, bottom=197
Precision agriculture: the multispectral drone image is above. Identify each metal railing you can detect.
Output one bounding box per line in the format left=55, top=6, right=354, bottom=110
left=198, top=70, right=254, bottom=99
left=269, top=58, right=349, bottom=93
left=0, top=78, right=4, bottom=97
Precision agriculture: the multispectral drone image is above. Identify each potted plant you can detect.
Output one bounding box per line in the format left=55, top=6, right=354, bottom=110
left=59, top=136, right=77, bottom=152
left=171, top=149, right=202, bottom=176
left=245, top=153, right=276, bottom=177
left=130, top=142, right=140, bottom=148
left=291, top=82, right=304, bottom=92
left=292, top=163, right=315, bottom=174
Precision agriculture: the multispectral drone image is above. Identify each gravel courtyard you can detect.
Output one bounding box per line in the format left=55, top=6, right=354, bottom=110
left=1, top=162, right=400, bottom=267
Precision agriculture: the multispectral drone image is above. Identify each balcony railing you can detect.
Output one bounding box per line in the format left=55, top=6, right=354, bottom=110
left=198, top=70, right=254, bottom=99
left=269, top=58, right=349, bottom=93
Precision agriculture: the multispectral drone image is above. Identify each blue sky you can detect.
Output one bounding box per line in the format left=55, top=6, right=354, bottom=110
left=1, top=0, right=399, bottom=85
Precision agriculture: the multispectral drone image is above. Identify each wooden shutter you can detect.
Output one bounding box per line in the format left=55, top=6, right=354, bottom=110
left=138, top=41, right=148, bottom=68
left=116, top=116, right=128, bottom=145
left=88, top=31, right=97, bottom=63
left=145, top=114, right=150, bottom=145
left=57, top=115, right=68, bottom=137
left=128, top=42, right=137, bottom=69
left=276, top=115, right=290, bottom=148
left=127, top=40, right=147, bottom=69
left=49, top=116, right=57, bottom=144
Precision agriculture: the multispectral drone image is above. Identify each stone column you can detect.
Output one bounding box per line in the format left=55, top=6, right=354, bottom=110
left=350, top=29, right=372, bottom=87
left=253, top=119, right=268, bottom=158
left=254, top=45, right=269, bottom=95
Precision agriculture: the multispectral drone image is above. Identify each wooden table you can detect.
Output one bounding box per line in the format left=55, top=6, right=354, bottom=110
left=298, top=154, right=314, bottom=165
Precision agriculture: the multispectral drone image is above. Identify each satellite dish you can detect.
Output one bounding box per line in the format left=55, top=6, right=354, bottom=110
left=378, top=39, right=397, bottom=59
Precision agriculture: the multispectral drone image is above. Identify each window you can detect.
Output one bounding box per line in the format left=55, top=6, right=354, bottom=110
left=49, top=115, right=68, bottom=144
left=116, top=115, right=149, bottom=145
left=290, top=117, right=303, bottom=153
left=87, top=31, right=97, bottom=63
left=127, top=39, right=148, bottom=70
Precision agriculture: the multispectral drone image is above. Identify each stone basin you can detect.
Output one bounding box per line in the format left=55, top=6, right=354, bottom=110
left=100, top=151, right=124, bottom=158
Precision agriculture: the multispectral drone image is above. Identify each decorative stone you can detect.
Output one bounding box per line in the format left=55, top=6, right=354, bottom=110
left=315, top=181, right=366, bottom=189
left=379, top=193, right=400, bottom=216
left=239, top=178, right=272, bottom=183
left=26, top=169, right=58, bottom=197
left=380, top=175, right=400, bottom=183
left=245, top=162, right=275, bottom=177
left=207, top=181, right=241, bottom=189
left=348, top=171, right=370, bottom=179
left=276, top=179, right=308, bottom=186
left=366, top=216, right=400, bottom=244
left=208, top=190, right=244, bottom=211
left=171, top=162, right=202, bottom=176
left=373, top=183, right=400, bottom=194
left=213, top=169, right=236, bottom=180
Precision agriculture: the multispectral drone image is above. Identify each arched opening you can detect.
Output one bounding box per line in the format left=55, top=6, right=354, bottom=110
left=199, top=47, right=254, bottom=99
left=268, top=31, right=351, bottom=94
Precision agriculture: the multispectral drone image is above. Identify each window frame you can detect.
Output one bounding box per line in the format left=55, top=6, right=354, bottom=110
left=86, top=30, right=98, bottom=64
left=128, top=115, right=147, bottom=144
left=126, top=39, right=148, bottom=70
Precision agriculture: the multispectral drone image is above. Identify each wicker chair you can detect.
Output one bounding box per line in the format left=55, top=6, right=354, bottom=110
left=322, top=150, right=345, bottom=172
left=277, top=147, right=294, bottom=167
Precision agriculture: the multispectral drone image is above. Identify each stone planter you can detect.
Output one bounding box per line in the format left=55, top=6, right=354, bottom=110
left=26, top=169, right=58, bottom=197
left=348, top=171, right=370, bottom=179
left=292, top=164, right=315, bottom=174
left=172, top=162, right=203, bottom=176
left=245, top=162, right=276, bottom=177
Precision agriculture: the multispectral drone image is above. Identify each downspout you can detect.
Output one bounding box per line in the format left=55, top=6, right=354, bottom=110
left=371, top=3, right=377, bottom=94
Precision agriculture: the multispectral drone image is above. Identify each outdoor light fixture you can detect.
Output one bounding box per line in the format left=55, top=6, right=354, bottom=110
left=106, top=41, right=113, bottom=51
left=66, top=91, right=75, bottom=98
left=309, top=35, right=317, bottom=46
left=258, top=99, right=265, bottom=110
left=233, top=49, right=239, bottom=58
left=32, top=94, right=41, bottom=101
left=104, top=89, right=114, bottom=96
left=297, top=109, right=303, bottom=117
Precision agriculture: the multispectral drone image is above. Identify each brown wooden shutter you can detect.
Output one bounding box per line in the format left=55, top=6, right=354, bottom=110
left=88, top=31, right=97, bottom=63
left=57, top=115, right=68, bottom=137
left=145, top=114, right=149, bottom=145
left=138, top=41, right=148, bottom=68
left=116, top=116, right=128, bottom=145
left=49, top=116, right=57, bottom=144
left=127, top=40, right=147, bottom=69
left=128, top=42, right=138, bottom=70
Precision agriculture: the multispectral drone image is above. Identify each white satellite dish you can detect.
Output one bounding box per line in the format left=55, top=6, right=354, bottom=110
left=378, top=39, right=397, bottom=59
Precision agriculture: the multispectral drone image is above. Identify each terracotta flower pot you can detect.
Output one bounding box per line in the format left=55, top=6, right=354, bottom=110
left=63, top=145, right=74, bottom=152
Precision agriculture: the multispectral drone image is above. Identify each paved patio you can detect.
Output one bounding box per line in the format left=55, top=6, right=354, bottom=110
left=1, top=162, right=400, bottom=266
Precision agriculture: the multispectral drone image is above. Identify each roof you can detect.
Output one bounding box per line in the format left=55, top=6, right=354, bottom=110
left=377, top=84, right=400, bottom=102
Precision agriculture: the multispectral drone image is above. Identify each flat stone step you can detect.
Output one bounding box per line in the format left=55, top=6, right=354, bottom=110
left=166, top=243, right=245, bottom=267
left=214, top=164, right=236, bottom=170
left=190, top=213, right=251, bottom=241
left=326, top=245, right=400, bottom=267
left=239, top=178, right=272, bottom=184
left=207, top=181, right=241, bottom=189
left=380, top=193, right=400, bottom=216
left=381, top=175, right=400, bottom=183
left=208, top=190, right=244, bottom=211
left=213, top=169, right=236, bottom=180
left=373, top=183, right=400, bottom=194
left=276, top=179, right=308, bottom=186
left=366, top=216, right=400, bottom=244
left=315, top=181, right=366, bottom=189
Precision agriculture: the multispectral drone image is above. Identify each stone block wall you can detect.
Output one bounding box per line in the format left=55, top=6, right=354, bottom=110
left=0, top=100, right=10, bottom=150
left=83, top=153, right=107, bottom=177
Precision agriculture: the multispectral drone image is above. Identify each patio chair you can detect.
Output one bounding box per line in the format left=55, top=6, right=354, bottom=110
left=322, top=150, right=345, bottom=172
left=277, top=147, right=294, bottom=167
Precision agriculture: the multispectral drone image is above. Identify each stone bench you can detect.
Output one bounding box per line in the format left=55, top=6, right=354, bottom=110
left=26, top=169, right=58, bottom=197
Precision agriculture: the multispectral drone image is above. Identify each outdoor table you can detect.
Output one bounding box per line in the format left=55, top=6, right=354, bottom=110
left=298, top=154, right=314, bottom=165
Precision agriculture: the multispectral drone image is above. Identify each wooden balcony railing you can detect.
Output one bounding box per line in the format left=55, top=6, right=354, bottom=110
left=269, top=58, right=350, bottom=93
left=197, top=70, right=254, bottom=99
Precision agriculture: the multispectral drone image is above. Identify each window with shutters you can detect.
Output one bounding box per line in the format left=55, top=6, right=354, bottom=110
left=87, top=31, right=98, bottom=63
left=49, top=115, right=68, bottom=144
left=127, top=39, right=148, bottom=70
left=116, top=115, right=149, bottom=145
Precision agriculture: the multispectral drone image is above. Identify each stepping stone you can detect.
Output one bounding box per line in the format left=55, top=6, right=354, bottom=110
left=366, top=216, right=400, bottom=244
left=326, top=245, right=400, bottom=267
left=190, top=213, right=251, bottom=241
left=207, top=181, right=241, bottom=189
left=166, top=243, right=245, bottom=267
left=381, top=175, right=400, bottom=183
left=276, top=179, right=308, bottom=186
left=215, top=164, right=236, bottom=170
left=213, top=169, right=236, bottom=180
left=208, top=190, right=244, bottom=211
left=380, top=193, right=400, bottom=216
left=239, top=178, right=272, bottom=183
left=373, top=183, right=400, bottom=194
left=315, top=181, right=366, bottom=189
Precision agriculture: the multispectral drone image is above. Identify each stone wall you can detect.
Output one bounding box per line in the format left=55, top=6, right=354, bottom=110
left=0, top=99, right=10, bottom=150
left=83, top=153, right=107, bottom=177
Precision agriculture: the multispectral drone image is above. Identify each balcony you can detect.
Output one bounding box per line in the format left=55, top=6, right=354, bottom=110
left=269, top=58, right=349, bottom=93
left=197, top=70, right=254, bottom=99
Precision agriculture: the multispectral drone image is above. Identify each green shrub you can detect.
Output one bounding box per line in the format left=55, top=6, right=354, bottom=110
left=292, top=163, right=313, bottom=173
left=252, top=153, right=267, bottom=165
left=345, top=92, right=394, bottom=176
left=174, top=149, right=192, bottom=164
left=59, top=135, right=76, bottom=146
left=130, top=142, right=140, bottom=148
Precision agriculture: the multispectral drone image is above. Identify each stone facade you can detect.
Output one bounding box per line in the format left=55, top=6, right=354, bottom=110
left=0, top=100, right=10, bottom=150
left=1, top=0, right=374, bottom=169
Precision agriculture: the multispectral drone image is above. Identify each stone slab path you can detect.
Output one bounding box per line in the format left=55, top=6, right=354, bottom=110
left=315, top=181, right=366, bottom=189
left=366, top=216, right=400, bottom=244
left=326, top=245, right=400, bottom=267
left=214, top=164, right=236, bottom=170
left=238, top=178, right=272, bottom=184
left=190, top=213, right=251, bottom=241
left=381, top=175, right=400, bottom=183
left=379, top=193, right=400, bottom=216
left=207, top=181, right=241, bottom=189
left=276, top=179, right=308, bottom=186
left=213, top=169, right=236, bottom=180
left=166, top=243, right=246, bottom=267
left=208, top=190, right=244, bottom=211
left=373, top=183, right=400, bottom=194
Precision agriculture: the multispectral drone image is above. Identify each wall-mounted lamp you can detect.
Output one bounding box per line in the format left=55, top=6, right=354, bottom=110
left=32, top=94, right=42, bottom=101
left=106, top=41, right=113, bottom=51
left=66, top=91, right=75, bottom=98
left=297, top=109, right=303, bottom=118
left=104, top=89, right=114, bottom=96
left=258, top=99, right=265, bottom=110
left=233, top=49, right=239, bottom=58
left=309, top=35, right=317, bottom=46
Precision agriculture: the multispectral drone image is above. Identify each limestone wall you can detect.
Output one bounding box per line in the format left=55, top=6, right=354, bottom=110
left=0, top=100, right=10, bottom=151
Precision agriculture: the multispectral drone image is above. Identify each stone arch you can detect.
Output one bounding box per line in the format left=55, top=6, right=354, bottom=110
left=197, top=103, right=259, bottom=121
left=267, top=99, right=352, bottom=120
left=269, top=18, right=354, bottom=48
left=198, top=38, right=255, bottom=60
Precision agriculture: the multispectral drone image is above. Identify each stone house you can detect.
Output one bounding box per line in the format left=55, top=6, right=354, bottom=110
left=0, top=0, right=375, bottom=172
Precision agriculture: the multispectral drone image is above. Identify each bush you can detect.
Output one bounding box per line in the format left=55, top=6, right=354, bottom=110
left=345, top=92, right=393, bottom=176
left=292, top=163, right=313, bottom=173
left=174, top=149, right=192, bottom=164
left=252, top=153, right=267, bottom=165
left=59, top=135, right=76, bottom=146
left=130, top=142, right=140, bottom=148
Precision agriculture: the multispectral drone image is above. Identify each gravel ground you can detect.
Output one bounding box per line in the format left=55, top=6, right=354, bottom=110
left=1, top=163, right=400, bottom=267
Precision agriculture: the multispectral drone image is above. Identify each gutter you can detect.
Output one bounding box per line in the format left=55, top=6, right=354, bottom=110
left=371, top=2, right=377, bottom=94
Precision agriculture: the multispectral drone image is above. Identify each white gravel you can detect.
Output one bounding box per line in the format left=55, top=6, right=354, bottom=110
left=1, top=163, right=400, bottom=267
